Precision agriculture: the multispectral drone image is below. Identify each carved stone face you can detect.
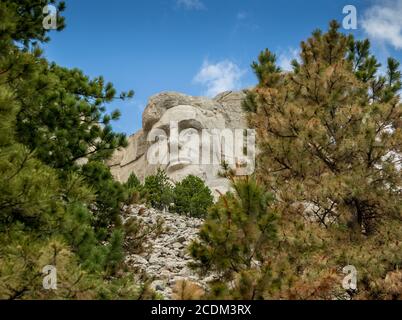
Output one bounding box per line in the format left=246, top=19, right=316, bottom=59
left=108, top=91, right=253, bottom=199
left=146, top=105, right=228, bottom=188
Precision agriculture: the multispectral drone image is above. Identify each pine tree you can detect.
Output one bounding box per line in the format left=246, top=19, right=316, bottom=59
left=0, top=0, right=147, bottom=299
left=126, top=173, right=141, bottom=189
left=144, top=169, right=173, bottom=210
left=14, top=61, right=132, bottom=171
left=172, top=175, right=213, bottom=217
left=0, top=0, right=66, bottom=46
left=190, top=176, right=277, bottom=279
left=124, top=173, right=147, bottom=205
left=241, top=21, right=402, bottom=299
left=245, top=21, right=401, bottom=235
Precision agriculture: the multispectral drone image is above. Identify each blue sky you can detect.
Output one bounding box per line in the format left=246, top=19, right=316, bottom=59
left=43, top=0, right=402, bottom=135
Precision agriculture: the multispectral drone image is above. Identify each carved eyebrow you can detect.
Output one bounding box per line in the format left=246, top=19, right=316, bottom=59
left=178, top=119, right=203, bottom=131
left=155, top=124, right=170, bottom=134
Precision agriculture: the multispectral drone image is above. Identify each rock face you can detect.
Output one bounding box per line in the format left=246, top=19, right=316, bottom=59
left=123, top=205, right=217, bottom=299
left=108, top=90, right=252, bottom=197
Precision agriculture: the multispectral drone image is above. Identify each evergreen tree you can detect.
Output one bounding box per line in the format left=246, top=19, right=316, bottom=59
left=190, top=176, right=277, bottom=281
left=0, top=0, right=147, bottom=299
left=104, top=230, right=125, bottom=275
left=124, top=173, right=147, bottom=205
left=173, top=175, right=213, bottom=217
left=0, top=0, right=65, bottom=46
left=80, top=161, right=127, bottom=228
left=245, top=21, right=401, bottom=235
left=126, top=173, right=141, bottom=189
left=241, top=21, right=402, bottom=299
left=144, top=169, right=173, bottom=210
left=14, top=61, right=132, bottom=171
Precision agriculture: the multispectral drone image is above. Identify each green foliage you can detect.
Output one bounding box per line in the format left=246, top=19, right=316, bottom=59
left=61, top=203, right=106, bottom=273
left=0, top=0, right=65, bottom=46
left=124, top=173, right=147, bottom=205
left=189, top=20, right=401, bottom=300
left=1, top=0, right=132, bottom=232
left=251, top=49, right=281, bottom=87
left=141, top=171, right=213, bottom=217
left=247, top=20, right=401, bottom=234
left=1, top=2, right=130, bottom=172
left=239, top=20, right=402, bottom=299
left=14, top=58, right=130, bottom=171
left=105, top=230, right=125, bottom=275
left=0, top=0, right=148, bottom=300
left=0, top=84, right=61, bottom=230
left=144, top=169, right=173, bottom=210
left=190, top=177, right=277, bottom=279
left=172, top=175, right=213, bottom=218
left=2, top=1, right=400, bottom=300
left=80, top=161, right=127, bottom=228
left=0, top=226, right=146, bottom=299
left=126, top=173, right=141, bottom=189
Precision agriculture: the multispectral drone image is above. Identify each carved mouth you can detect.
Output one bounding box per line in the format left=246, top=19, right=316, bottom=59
left=167, top=157, right=192, bottom=172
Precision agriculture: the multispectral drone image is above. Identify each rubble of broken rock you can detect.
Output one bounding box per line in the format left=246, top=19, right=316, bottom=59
left=122, top=204, right=218, bottom=299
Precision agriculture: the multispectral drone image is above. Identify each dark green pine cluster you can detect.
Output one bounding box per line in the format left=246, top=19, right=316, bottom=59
left=125, top=170, right=213, bottom=218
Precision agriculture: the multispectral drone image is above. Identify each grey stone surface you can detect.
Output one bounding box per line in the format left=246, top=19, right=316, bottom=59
left=123, top=204, right=217, bottom=299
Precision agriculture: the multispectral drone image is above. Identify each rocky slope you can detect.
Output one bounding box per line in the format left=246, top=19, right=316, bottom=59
left=122, top=205, right=217, bottom=299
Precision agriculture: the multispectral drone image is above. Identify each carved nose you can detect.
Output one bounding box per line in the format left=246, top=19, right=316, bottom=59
left=168, top=136, right=185, bottom=150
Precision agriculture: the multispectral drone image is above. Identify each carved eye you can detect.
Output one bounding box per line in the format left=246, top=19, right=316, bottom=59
left=181, top=128, right=199, bottom=140
left=155, top=135, right=166, bottom=142
left=183, top=131, right=194, bottom=139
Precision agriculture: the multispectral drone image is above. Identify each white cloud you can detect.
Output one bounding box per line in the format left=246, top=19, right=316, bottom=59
left=277, top=48, right=299, bottom=72
left=362, top=0, right=402, bottom=49
left=177, top=0, right=205, bottom=10
left=194, top=60, right=245, bottom=97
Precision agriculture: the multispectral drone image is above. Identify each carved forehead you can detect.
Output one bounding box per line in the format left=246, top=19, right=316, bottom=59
left=152, top=105, right=226, bottom=129
left=142, top=92, right=220, bottom=131
left=142, top=91, right=247, bottom=132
